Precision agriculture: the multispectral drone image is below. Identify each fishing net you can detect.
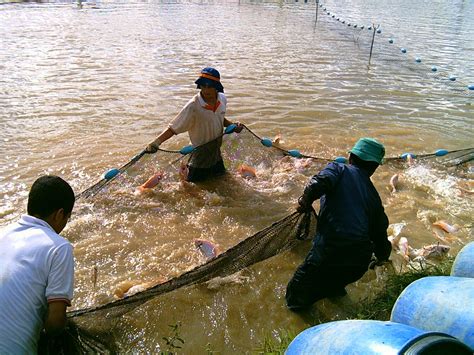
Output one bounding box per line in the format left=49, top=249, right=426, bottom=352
left=38, top=126, right=472, bottom=352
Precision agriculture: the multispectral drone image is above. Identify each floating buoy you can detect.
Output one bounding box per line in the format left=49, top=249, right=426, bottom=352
left=401, top=48, right=407, bottom=53
left=388, top=38, right=393, bottom=43
left=224, top=124, right=237, bottom=134
left=431, top=66, right=438, bottom=72
left=334, top=156, right=347, bottom=164
left=103, top=168, right=120, bottom=180
left=448, top=76, right=456, bottom=81
left=435, top=149, right=448, bottom=157
left=400, top=152, right=416, bottom=160
left=261, top=138, right=273, bottom=147
left=288, top=150, right=302, bottom=158
left=468, top=84, right=474, bottom=90
left=415, top=57, right=421, bottom=63
left=179, top=145, right=194, bottom=155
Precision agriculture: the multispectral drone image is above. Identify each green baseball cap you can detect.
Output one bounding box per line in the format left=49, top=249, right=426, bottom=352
left=349, top=138, right=385, bottom=164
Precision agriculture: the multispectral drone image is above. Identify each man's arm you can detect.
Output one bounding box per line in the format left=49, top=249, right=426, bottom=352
left=43, top=301, right=68, bottom=336
left=298, top=163, right=339, bottom=211
left=371, top=208, right=391, bottom=262
left=146, top=127, right=176, bottom=153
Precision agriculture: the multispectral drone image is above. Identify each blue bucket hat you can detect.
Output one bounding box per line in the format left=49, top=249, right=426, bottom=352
left=349, top=138, right=385, bottom=164
left=195, top=67, right=224, bottom=93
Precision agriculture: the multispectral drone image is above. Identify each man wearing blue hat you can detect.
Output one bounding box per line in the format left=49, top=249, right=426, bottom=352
left=146, top=67, right=242, bottom=182
left=286, top=138, right=391, bottom=311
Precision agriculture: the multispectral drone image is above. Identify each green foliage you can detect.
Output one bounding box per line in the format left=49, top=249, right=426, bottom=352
left=354, top=258, right=454, bottom=320
left=161, top=322, right=185, bottom=355
left=254, top=329, right=297, bottom=354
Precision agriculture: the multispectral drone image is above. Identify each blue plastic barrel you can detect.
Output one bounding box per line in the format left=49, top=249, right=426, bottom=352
left=451, top=242, right=474, bottom=278
left=285, top=320, right=471, bottom=354
left=391, top=276, right=474, bottom=350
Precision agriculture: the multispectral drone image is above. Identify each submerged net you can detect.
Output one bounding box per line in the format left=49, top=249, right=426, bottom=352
left=40, top=210, right=316, bottom=353
left=39, top=126, right=472, bottom=352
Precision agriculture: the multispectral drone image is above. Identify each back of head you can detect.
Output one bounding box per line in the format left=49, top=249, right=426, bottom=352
left=349, top=138, right=385, bottom=176
left=27, top=175, right=75, bottom=219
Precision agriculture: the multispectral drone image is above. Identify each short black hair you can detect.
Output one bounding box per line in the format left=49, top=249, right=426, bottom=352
left=27, top=175, right=75, bottom=218
left=349, top=153, right=379, bottom=176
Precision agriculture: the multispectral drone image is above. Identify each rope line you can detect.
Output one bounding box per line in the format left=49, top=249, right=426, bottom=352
left=313, top=1, right=474, bottom=99
left=77, top=124, right=472, bottom=201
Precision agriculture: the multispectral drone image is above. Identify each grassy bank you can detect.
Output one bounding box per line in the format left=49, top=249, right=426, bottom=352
left=256, top=258, right=454, bottom=354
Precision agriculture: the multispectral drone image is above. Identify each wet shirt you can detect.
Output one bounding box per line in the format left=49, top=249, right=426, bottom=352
left=302, top=162, right=390, bottom=260
left=0, top=215, right=74, bottom=354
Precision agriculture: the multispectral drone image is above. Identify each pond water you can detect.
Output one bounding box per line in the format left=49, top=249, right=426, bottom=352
left=0, top=0, right=473, bottom=352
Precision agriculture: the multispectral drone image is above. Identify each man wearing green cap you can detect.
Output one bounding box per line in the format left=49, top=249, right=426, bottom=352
left=286, top=138, right=391, bottom=311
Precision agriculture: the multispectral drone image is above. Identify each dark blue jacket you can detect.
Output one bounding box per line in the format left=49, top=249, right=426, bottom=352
left=301, top=162, right=391, bottom=261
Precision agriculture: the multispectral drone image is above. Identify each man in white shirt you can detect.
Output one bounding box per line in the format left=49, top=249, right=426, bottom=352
left=146, top=67, right=243, bottom=182
left=0, top=175, right=75, bottom=354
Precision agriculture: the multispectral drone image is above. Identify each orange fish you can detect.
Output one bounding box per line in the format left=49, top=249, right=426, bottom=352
left=139, top=171, right=163, bottom=190
left=113, top=279, right=164, bottom=299
left=179, top=161, right=189, bottom=181
left=433, top=220, right=458, bottom=233
left=238, top=164, right=256, bottom=179
left=272, top=133, right=282, bottom=145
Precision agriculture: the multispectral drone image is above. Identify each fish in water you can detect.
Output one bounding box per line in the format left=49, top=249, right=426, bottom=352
left=194, top=239, right=218, bottom=260
left=237, top=164, right=256, bottom=179
left=390, top=173, right=399, bottom=193
left=410, top=243, right=450, bottom=261
left=179, top=161, right=189, bottom=181
left=433, top=220, right=459, bottom=233
left=138, top=171, right=164, bottom=191
left=387, top=223, right=410, bottom=261
left=272, top=133, right=283, bottom=146
left=113, top=279, right=164, bottom=299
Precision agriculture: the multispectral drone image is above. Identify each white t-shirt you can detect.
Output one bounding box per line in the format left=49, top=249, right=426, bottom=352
left=169, top=92, right=227, bottom=147
left=0, top=215, right=74, bottom=354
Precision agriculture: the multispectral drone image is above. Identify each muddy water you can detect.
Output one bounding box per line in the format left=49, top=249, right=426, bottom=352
left=0, top=0, right=473, bottom=352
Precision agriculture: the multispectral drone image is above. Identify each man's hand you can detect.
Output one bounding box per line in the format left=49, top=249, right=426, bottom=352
left=369, top=256, right=390, bottom=270
left=146, top=140, right=161, bottom=153
left=234, top=122, right=244, bottom=133
left=296, top=196, right=313, bottom=213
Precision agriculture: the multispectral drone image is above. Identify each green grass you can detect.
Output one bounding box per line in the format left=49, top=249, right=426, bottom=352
left=353, top=258, right=453, bottom=320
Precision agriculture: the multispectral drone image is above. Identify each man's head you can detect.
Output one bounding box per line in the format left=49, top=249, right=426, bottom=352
left=195, top=67, right=224, bottom=93
left=27, top=175, right=75, bottom=233
left=349, top=138, right=385, bottom=176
